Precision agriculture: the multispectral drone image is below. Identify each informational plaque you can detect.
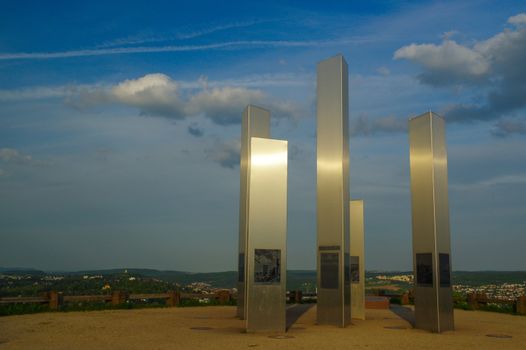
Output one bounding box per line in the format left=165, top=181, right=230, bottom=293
left=321, top=252, right=339, bottom=289
left=416, top=253, right=433, bottom=287
left=254, top=249, right=281, bottom=284
left=439, top=253, right=451, bottom=287
left=350, top=256, right=360, bottom=283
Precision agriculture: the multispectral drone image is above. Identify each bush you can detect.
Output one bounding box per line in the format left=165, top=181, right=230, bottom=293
left=454, top=301, right=471, bottom=310
left=0, top=303, right=50, bottom=316
left=390, top=297, right=402, bottom=305
left=479, top=303, right=514, bottom=314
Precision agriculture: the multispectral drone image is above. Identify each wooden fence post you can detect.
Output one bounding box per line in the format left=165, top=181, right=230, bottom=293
left=166, top=291, right=181, bottom=307
left=112, top=291, right=127, bottom=306
left=214, top=290, right=231, bottom=304
left=47, top=291, right=62, bottom=310
left=401, top=292, right=410, bottom=305
left=517, top=295, right=526, bottom=315
left=467, top=293, right=478, bottom=310
left=295, top=290, right=303, bottom=304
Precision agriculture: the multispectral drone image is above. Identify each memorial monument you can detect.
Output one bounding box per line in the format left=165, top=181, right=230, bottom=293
left=237, top=105, right=270, bottom=320
left=238, top=105, right=288, bottom=332
left=350, top=199, right=365, bottom=320
left=409, top=111, right=454, bottom=333
left=316, top=54, right=351, bottom=327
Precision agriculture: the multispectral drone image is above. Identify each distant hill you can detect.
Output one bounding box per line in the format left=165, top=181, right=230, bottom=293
left=60, top=269, right=316, bottom=290
left=453, top=271, right=526, bottom=286
left=2, top=268, right=525, bottom=289
left=0, top=267, right=46, bottom=275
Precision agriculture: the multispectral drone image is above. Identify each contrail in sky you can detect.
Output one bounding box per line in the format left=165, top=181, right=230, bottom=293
left=0, top=38, right=371, bottom=60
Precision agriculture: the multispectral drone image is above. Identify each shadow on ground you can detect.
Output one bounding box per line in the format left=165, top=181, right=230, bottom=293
left=390, top=305, right=415, bottom=327
left=286, top=304, right=314, bottom=331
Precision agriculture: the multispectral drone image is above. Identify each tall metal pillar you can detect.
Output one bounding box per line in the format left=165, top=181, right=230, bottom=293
left=409, top=111, right=454, bottom=333
left=316, top=54, right=351, bottom=327
left=350, top=200, right=365, bottom=320
left=245, top=137, right=288, bottom=332
left=237, top=105, right=270, bottom=319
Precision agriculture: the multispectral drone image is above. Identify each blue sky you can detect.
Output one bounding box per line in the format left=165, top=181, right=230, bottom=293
left=1, top=0, right=525, bottom=272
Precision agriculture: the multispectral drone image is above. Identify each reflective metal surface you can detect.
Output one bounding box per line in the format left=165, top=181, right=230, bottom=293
left=316, top=55, right=351, bottom=327
left=409, top=112, right=454, bottom=333
left=237, top=105, right=270, bottom=319
left=350, top=200, right=365, bottom=320
left=246, top=137, right=287, bottom=332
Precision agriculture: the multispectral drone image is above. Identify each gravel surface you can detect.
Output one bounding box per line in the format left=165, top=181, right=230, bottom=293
left=0, top=305, right=525, bottom=349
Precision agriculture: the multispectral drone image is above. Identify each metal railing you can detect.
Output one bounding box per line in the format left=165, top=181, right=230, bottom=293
left=0, top=290, right=234, bottom=310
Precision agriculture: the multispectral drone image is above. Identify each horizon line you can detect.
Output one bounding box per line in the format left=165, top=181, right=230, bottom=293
left=2, top=266, right=526, bottom=274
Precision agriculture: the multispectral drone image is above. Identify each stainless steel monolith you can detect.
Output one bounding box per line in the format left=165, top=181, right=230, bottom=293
left=409, top=111, right=454, bottom=333
left=316, top=54, right=351, bottom=327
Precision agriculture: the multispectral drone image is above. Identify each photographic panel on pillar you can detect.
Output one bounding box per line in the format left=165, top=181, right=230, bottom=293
left=254, top=249, right=281, bottom=284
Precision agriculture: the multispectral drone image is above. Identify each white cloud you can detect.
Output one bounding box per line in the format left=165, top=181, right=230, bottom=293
left=394, top=40, right=490, bottom=83
left=110, top=74, right=186, bottom=119
left=508, top=13, right=526, bottom=26
left=0, top=73, right=304, bottom=127
left=0, top=148, right=32, bottom=163
left=0, top=148, right=52, bottom=167
left=186, top=87, right=265, bottom=125
left=73, top=73, right=302, bottom=125
left=394, top=12, right=526, bottom=128
left=205, top=139, right=241, bottom=169
left=0, top=73, right=313, bottom=102
left=376, top=66, right=390, bottom=76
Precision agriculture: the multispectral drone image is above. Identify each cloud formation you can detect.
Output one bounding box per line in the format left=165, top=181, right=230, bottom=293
left=111, top=74, right=186, bottom=119
left=0, top=73, right=313, bottom=102
left=205, top=139, right=240, bottom=169
left=0, top=148, right=52, bottom=168
left=186, top=87, right=265, bottom=125
left=491, top=119, right=526, bottom=137
left=508, top=13, right=526, bottom=26
left=0, top=148, right=33, bottom=164
left=394, top=13, right=526, bottom=131
left=394, top=40, right=489, bottom=85
left=75, top=73, right=301, bottom=125
left=452, top=173, right=526, bottom=191
left=187, top=123, right=204, bottom=137
left=350, top=115, right=407, bottom=136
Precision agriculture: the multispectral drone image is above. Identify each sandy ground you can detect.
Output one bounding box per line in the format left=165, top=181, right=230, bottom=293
left=0, top=305, right=525, bottom=350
